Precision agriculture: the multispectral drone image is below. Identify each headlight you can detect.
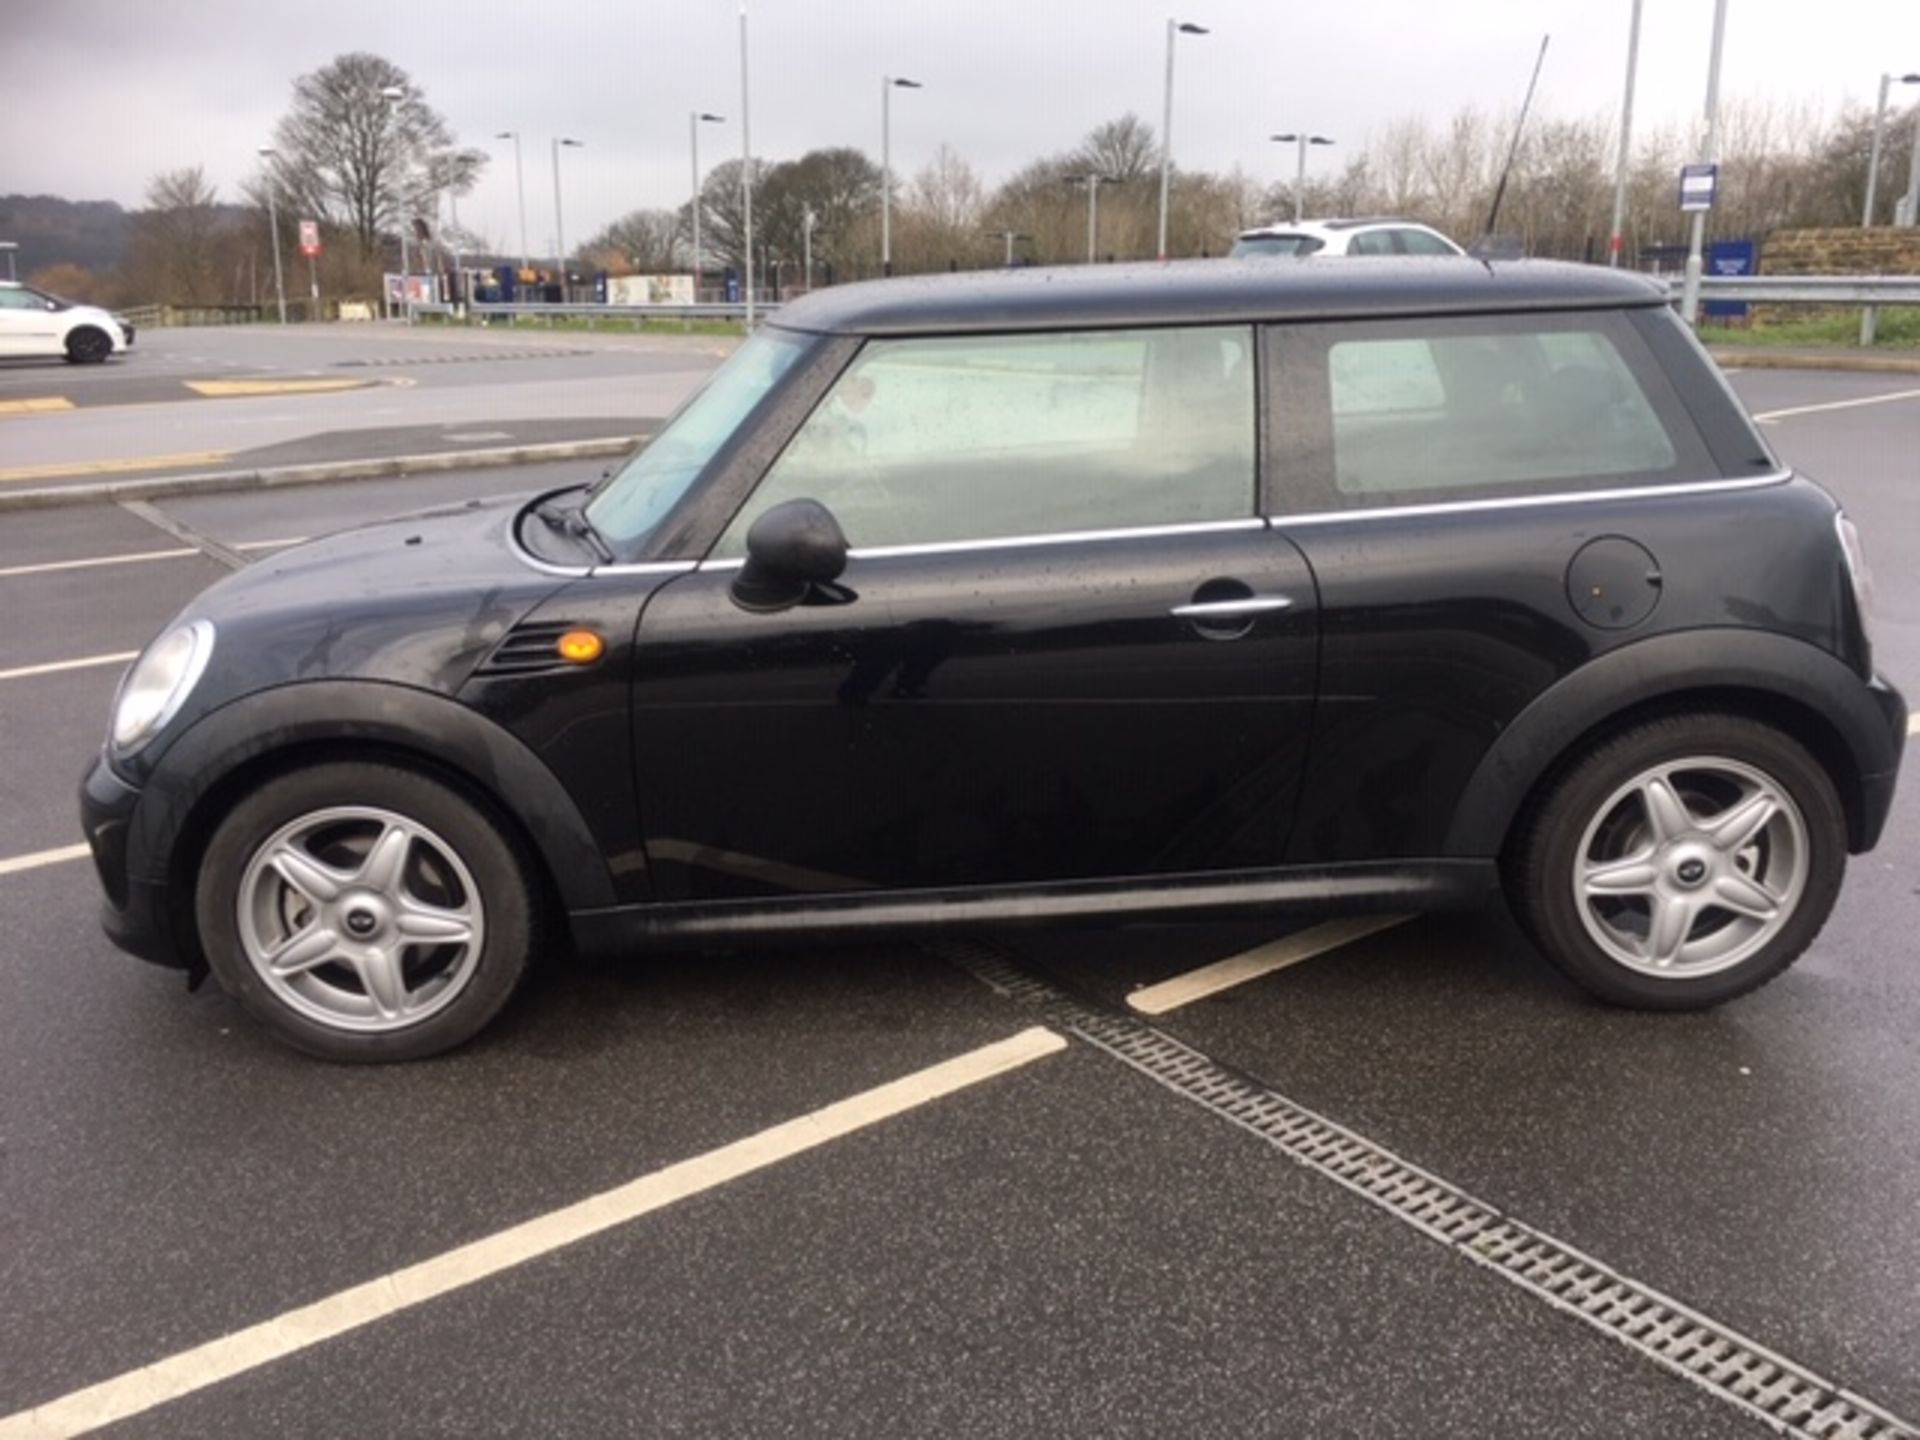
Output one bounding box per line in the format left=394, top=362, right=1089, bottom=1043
left=112, top=620, right=214, bottom=753
left=1835, top=511, right=1874, bottom=658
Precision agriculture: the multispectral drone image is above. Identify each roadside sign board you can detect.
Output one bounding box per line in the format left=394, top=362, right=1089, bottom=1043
left=1678, top=164, right=1718, bottom=213
left=1704, top=239, right=1757, bottom=319
left=298, top=220, right=321, bottom=257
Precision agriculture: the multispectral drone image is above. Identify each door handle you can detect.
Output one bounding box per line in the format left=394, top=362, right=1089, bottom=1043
left=1170, top=595, right=1294, bottom=619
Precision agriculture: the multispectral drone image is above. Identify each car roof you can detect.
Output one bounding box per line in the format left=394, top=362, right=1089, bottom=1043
left=1236, top=218, right=1439, bottom=240
left=772, top=258, right=1667, bottom=337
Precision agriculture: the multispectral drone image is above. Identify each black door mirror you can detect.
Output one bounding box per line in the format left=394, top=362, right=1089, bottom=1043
left=731, top=499, right=849, bottom=612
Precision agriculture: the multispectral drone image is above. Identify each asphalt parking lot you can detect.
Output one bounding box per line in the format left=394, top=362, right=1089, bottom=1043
left=1, top=365, right=1918, bottom=1437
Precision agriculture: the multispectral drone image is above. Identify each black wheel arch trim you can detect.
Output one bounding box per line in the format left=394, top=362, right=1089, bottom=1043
left=1445, top=628, right=1906, bottom=859
left=124, top=679, right=617, bottom=911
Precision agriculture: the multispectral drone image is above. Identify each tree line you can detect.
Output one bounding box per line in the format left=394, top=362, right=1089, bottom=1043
left=25, top=48, right=1920, bottom=306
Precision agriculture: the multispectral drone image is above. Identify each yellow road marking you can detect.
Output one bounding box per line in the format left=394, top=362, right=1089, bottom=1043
left=0, top=1026, right=1067, bottom=1439
left=1127, top=915, right=1413, bottom=1015
left=184, top=378, right=370, bottom=398
left=0, top=397, right=74, bottom=417
left=0, top=451, right=232, bottom=485
left=0, top=843, right=90, bottom=877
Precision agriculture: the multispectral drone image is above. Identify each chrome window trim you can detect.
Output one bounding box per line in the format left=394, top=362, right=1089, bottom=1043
left=1268, top=470, right=1790, bottom=528
left=592, top=561, right=701, bottom=577
left=696, top=517, right=1266, bottom=572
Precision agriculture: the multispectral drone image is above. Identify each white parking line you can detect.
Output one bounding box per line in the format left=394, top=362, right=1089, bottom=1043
left=0, top=651, right=137, bottom=682
left=0, top=537, right=303, bottom=581
left=1127, top=915, right=1412, bottom=1015
left=0, top=843, right=90, bottom=877
left=0, top=1025, right=1067, bottom=1440
left=1751, top=387, right=1920, bottom=423
left=1910, top=713, right=1919, bottom=737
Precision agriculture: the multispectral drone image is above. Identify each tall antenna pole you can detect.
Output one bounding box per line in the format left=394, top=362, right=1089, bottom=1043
left=1484, top=33, right=1551, bottom=238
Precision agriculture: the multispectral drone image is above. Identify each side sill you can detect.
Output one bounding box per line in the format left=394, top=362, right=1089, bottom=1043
left=567, top=860, right=1495, bottom=955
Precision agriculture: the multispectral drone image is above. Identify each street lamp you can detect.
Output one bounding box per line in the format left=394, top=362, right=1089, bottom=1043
left=379, top=85, right=413, bottom=323
left=690, top=111, right=725, bottom=297
left=255, top=146, right=288, bottom=325
left=1678, top=0, right=1729, bottom=326
left=495, top=131, right=530, bottom=274
left=1861, top=71, right=1920, bottom=344
left=881, top=76, right=922, bottom=277
left=1270, top=133, right=1333, bottom=224
left=739, top=0, right=754, bottom=326
left=551, top=137, right=584, bottom=297
left=1607, top=0, right=1645, bottom=267
left=1864, top=72, right=1920, bottom=227
left=986, top=228, right=1029, bottom=266
left=1067, top=175, right=1120, bottom=263
left=1157, top=19, right=1208, bottom=260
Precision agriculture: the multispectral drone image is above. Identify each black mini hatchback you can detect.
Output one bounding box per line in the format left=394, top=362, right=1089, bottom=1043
left=81, top=259, right=1906, bottom=1060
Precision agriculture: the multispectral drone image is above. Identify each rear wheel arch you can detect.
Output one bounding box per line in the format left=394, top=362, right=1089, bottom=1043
left=1444, top=631, right=1883, bottom=861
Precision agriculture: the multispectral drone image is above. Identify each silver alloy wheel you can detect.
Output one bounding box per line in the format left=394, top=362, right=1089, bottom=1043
left=236, top=805, right=486, bottom=1033
left=1572, top=755, right=1810, bottom=979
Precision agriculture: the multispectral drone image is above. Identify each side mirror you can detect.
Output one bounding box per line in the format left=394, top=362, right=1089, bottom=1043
left=731, top=499, right=849, bottom=612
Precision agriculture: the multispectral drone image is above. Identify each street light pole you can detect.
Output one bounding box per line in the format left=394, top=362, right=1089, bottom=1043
left=495, top=131, right=529, bottom=274
left=1270, top=133, right=1333, bottom=223
left=379, top=85, right=413, bottom=324
left=881, top=76, right=922, bottom=277
left=740, top=0, right=754, bottom=327
left=1678, top=0, right=1729, bottom=327
left=1607, top=0, right=1644, bottom=267
left=1859, top=74, right=1920, bottom=344
left=1157, top=19, right=1208, bottom=261
left=689, top=111, right=725, bottom=298
left=550, top=137, right=583, bottom=299
left=803, top=207, right=815, bottom=290
left=256, top=147, right=288, bottom=325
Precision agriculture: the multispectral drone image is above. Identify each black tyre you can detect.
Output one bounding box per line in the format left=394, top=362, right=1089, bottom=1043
left=195, top=761, right=535, bottom=1061
left=64, top=326, right=112, bottom=364
left=1505, top=713, right=1846, bottom=1009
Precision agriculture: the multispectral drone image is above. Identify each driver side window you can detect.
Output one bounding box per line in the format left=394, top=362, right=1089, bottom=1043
left=713, top=325, right=1256, bottom=557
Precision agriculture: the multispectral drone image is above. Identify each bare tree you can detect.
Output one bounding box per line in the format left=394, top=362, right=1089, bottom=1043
left=268, top=52, right=485, bottom=260
left=125, top=166, right=225, bottom=303
left=580, top=208, right=683, bottom=273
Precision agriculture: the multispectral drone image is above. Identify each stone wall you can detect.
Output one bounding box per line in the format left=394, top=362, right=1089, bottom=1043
left=1760, top=227, right=1920, bottom=276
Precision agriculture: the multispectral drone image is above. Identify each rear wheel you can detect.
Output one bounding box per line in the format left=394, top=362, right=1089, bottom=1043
left=1506, top=713, right=1846, bottom=1009
left=195, top=762, right=534, bottom=1061
left=64, top=326, right=112, bottom=364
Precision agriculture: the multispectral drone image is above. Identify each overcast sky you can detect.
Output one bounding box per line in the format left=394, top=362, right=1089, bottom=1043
left=7, top=0, right=1917, bottom=252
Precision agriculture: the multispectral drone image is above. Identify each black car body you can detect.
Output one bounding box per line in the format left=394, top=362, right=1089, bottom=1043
left=81, top=258, right=1906, bottom=1060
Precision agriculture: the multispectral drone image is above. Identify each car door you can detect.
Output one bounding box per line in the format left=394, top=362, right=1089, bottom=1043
left=0, top=288, right=54, bottom=355
left=630, top=323, right=1322, bottom=903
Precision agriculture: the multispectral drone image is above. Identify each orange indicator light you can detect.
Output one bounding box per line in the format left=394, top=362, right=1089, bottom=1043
left=557, top=629, right=604, bottom=664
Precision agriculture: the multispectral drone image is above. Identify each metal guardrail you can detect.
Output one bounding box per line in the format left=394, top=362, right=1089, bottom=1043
left=1682, top=275, right=1920, bottom=305
left=467, top=301, right=777, bottom=322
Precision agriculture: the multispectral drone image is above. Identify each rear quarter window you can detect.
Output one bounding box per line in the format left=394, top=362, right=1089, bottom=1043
left=1268, top=309, right=1724, bottom=513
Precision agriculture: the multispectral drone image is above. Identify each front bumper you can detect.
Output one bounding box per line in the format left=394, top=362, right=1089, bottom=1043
left=79, top=752, right=183, bottom=968
left=1856, top=675, right=1908, bottom=853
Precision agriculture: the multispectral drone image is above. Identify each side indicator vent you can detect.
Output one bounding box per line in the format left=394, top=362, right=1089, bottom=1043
left=476, top=621, right=580, bottom=676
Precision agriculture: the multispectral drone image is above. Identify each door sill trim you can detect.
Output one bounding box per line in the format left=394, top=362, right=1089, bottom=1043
left=568, top=860, right=1495, bottom=952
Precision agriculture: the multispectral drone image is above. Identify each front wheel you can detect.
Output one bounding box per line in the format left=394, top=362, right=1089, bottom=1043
left=1505, top=713, right=1847, bottom=1009
left=64, top=326, right=113, bottom=364
left=195, top=762, right=535, bottom=1061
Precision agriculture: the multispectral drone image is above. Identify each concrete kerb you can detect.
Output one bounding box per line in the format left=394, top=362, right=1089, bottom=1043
left=1707, top=347, right=1920, bottom=375
left=0, top=436, right=644, bottom=513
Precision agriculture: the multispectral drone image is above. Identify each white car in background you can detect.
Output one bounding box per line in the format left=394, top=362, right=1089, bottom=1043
left=1230, top=218, right=1463, bottom=258
left=0, top=280, right=131, bottom=363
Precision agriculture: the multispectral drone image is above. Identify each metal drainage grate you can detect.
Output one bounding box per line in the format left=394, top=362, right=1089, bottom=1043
left=929, top=937, right=1918, bottom=1440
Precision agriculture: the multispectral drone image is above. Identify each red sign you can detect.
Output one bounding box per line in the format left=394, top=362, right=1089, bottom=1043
left=298, top=220, right=321, bottom=257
